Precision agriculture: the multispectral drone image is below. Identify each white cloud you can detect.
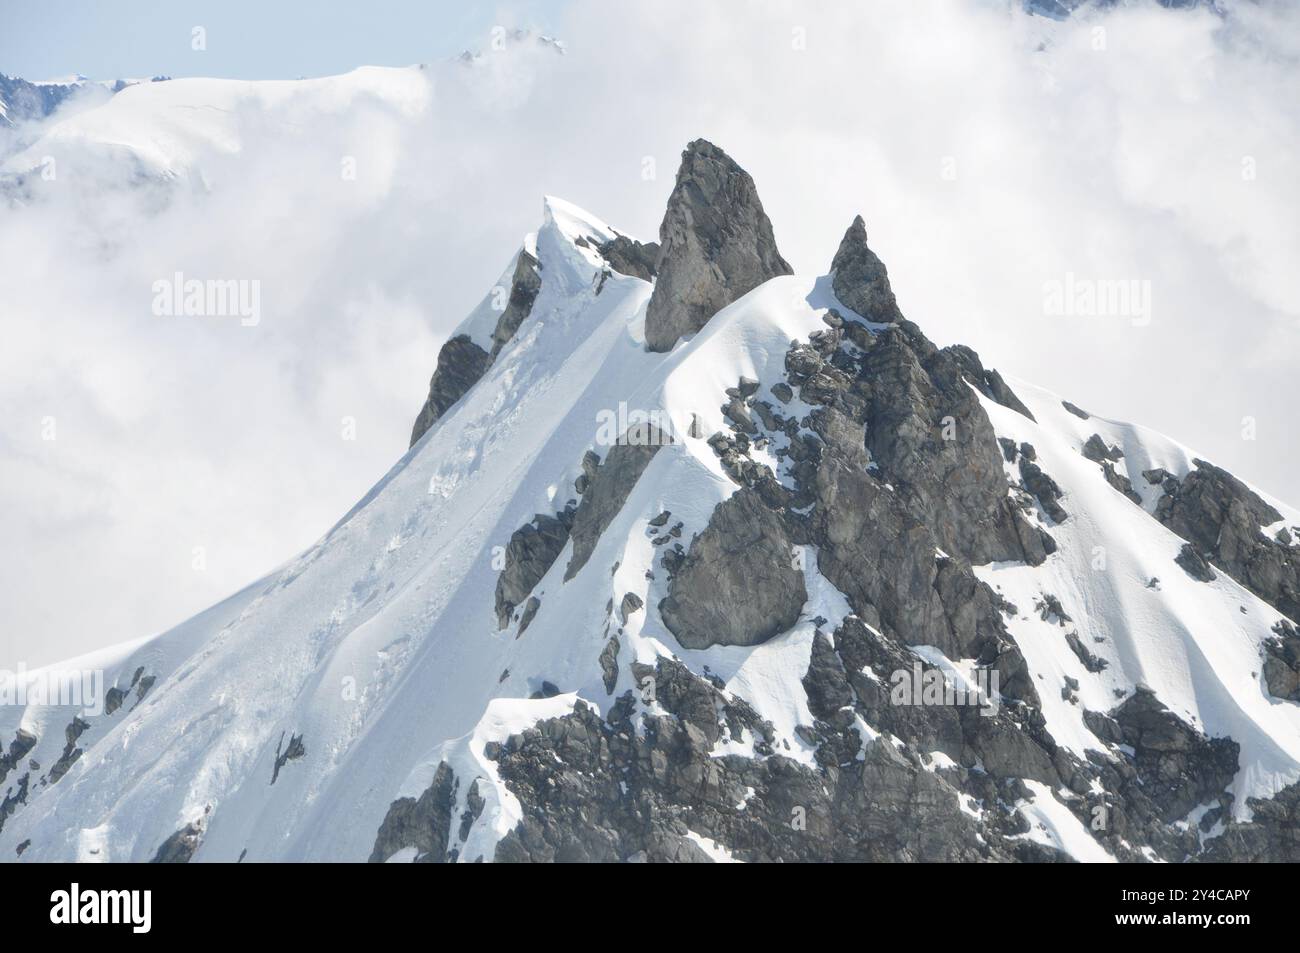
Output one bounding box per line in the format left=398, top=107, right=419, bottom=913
left=1, top=0, right=1297, bottom=666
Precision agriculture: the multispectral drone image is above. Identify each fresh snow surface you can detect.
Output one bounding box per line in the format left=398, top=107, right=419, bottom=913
left=3, top=193, right=1299, bottom=863
left=1014, top=780, right=1116, bottom=864
left=2, top=67, right=433, bottom=179
left=974, top=384, right=1300, bottom=821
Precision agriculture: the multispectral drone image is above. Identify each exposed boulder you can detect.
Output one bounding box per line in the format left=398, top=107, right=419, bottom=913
left=1111, top=687, right=1239, bottom=822
left=496, top=512, right=573, bottom=628
left=408, top=336, right=491, bottom=446
left=1175, top=542, right=1216, bottom=583
left=659, top=488, right=807, bottom=649
left=597, top=235, right=659, bottom=281
left=644, top=140, right=792, bottom=352
left=1099, top=462, right=1143, bottom=505
left=488, top=249, right=543, bottom=358
left=1082, top=434, right=1122, bottom=462
left=801, top=631, right=854, bottom=720
left=598, top=636, right=620, bottom=696
left=150, top=821, right=203, bottom=863
left=368, top=762, right=457, bottom=863
left=830, top=215, right=903, bottom=324
left=409, top=249, right=541, bottom=447
left=271, top=731, right=306, bottom=785
left=565, top=428, right=670, bottom=579
left=618, top=592, right=643, bottom=624
left=1263, top=619, right=1300, bottom=702
left=943, top=344, right=1036, bottom=421
left=1155, top=460, right=1299, bottom=620
left=0, top=728, right=37, bottom=786
left=517, top=596, right=541, bottom=635
left=1019, top=457, right=1068, bottom=524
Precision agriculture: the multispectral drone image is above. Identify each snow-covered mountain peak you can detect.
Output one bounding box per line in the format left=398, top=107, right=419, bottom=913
left=3, top=140, right=1299, bottom=864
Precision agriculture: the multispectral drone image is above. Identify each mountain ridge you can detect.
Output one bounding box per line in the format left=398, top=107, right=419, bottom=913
left=3, top=140, right=1298, bottom=863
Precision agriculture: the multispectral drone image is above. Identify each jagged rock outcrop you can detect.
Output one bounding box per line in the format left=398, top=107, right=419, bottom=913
left=1200, top=780, right=1300, bottom=862
left=408, top=336, right=491, bottom=447
left=644, top=140, right=792, bottom=352
left=944, top=344, right=1036, bottom=421
left=1154, top=460, right=1299, bottom=620
left=1263, top=620, right=1300, bottom=702
left=270, top=731, right=306, bottom=785
left=1175, top=542, right=1216, bottom=582
left=487, top=250, right=543, bottom=359
left=486, top=659, right=1047, bottom=862
left=565, top=428, right=670, bottom=579
left=597, top=235, right=659, bottom=281
left=1019, top=456, right=1068, bottom=523
left=1109, top=687, right=1239, bottom=823
left=409, top=249, right=542, bottom=446
left=369, top=762, right=457, bottom=863
left=0, top=729, right=36, bottom=786
left=496, top=511, right=574, bottom=628
left=658, top=487, right=807, bottom=649
left=830, top=215, right=903, bottom=324
left=150, top=822, right=203, bottom=863
left=1082, top=434, right=1122, bottom=462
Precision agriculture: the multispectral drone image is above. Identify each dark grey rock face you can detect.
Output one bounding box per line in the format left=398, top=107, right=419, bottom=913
left=830, top=215, right=903, bottom=324
left=495, top=512, right=573, bottom=628
left=409, top=250, right=541, bottom=447
left=1155, top=461, right=1298, bottom=620
left=851, top=322, right=1054, bottom=566
left=944, top=344, right=1036, bottom=421
left=1111, top=688, right=1239, bottom=823
left=659, top=488, right=807, bottom=650
left=1200, top=780, right=1300, bottom=862
left=0, top=729, right=37, bottom=786
left=1099, top=462, right=1143, bottom=505
left=565, top=429, right=669, bottom=579
left=368, top=762, right=457, bottom=863
left=486, top=659, right=1036, bottom=863
left=408, top=336, right=490, bottom=447
left=270, top=731, right=306, bottom=785
left=47, top=716, right=90, bottom=785
left=1263, top=620, right=1300, bottom=702
left=1175, top=542, right=1216, bottom=582
left=618, top=592, right=643, bottom=624
left=1019, top=457, right=1068, bottom=523
left=1082, top=433, right=1122, bottom=462
left=598, top=636, right=620, bottom=695
left=150, top=822, right=202, bottom=863
left=597, top=236, right=659, bottom=281
left=644, top=140, right=792, bottom=352
left=488, top=250, right=543, bottom=359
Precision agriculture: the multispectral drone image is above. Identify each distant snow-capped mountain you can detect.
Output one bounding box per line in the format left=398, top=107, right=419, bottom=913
left=2, top=132, right=1298, bottom=863
left=0, top=72, right=168, bottom=128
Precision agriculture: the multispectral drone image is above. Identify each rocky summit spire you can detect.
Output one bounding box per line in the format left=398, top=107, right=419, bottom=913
left=830, top=214, right=903, bottom=324
left=643, top=139, right=792, bottom=352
